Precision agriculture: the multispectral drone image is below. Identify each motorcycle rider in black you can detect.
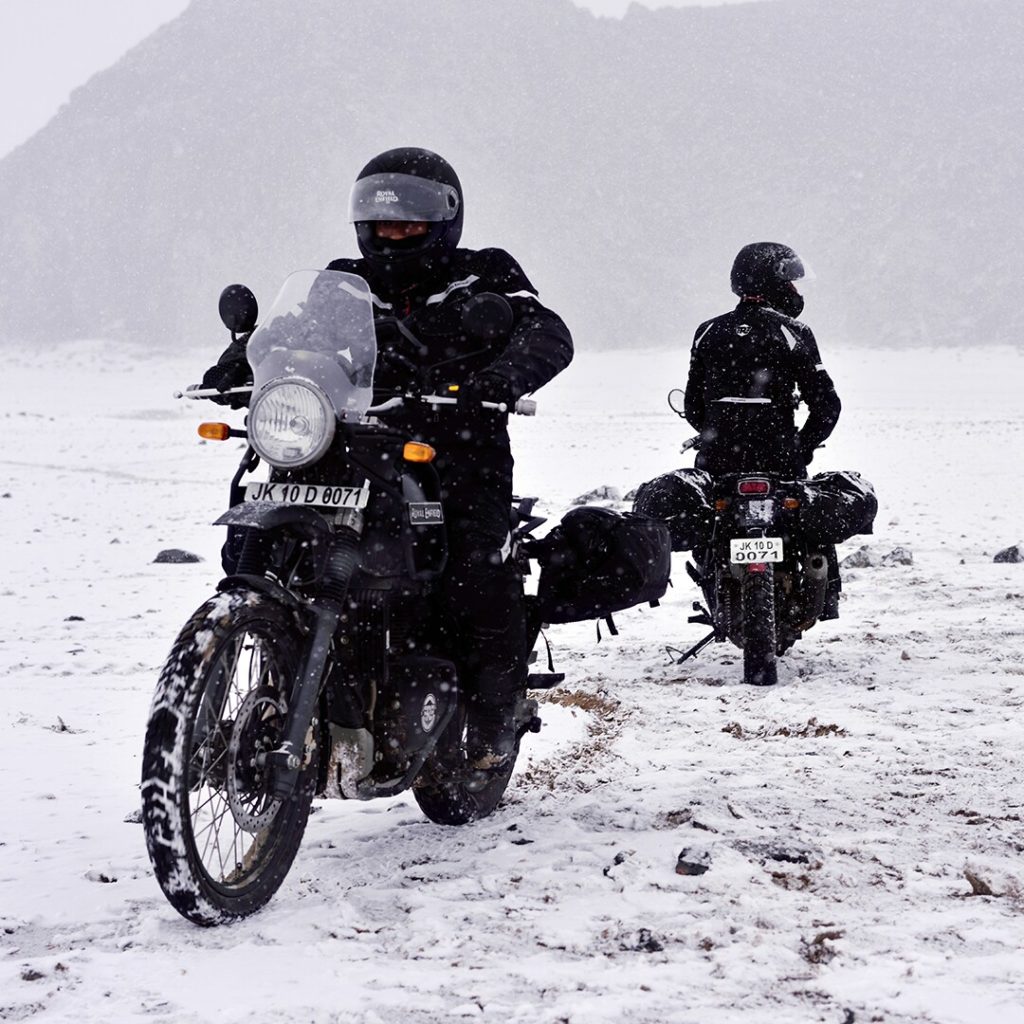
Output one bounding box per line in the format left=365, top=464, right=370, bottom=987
left=634, top=242, right=876, bottom=616
left=202, top=148, right=573, bottom=769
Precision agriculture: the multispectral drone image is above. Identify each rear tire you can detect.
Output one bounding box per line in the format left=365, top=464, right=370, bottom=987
left=413, top=707, right=518, bottom=825
left=742, top=569, right=778, bottom=686
left=141, top=590, right=318, bottom=925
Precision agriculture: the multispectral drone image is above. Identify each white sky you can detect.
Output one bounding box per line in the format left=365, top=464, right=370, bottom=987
left=0, top=0, right=768, bottom=160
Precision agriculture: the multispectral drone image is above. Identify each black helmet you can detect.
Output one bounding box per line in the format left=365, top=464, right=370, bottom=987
left=730, top=242, right=806, bottom=317
left=348, top=148, right=463, bottom=290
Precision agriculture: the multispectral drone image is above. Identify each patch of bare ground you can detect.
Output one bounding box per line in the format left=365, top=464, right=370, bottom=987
left=515, top=687, right=627, bottom=794
left=721, top=716, right=848, bottom=739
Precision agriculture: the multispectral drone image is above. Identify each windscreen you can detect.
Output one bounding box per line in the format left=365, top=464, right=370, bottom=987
left=247, top=270, right=377, bottom=421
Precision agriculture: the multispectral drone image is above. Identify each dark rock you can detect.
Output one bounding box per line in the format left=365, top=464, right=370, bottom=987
left=153, top=548, right=203, bottom=564
left=64, top=615, right=85, bottom=622
left=994, top=545, right=1023, bottom=564
left=621, top=928, right=664, bottom=953
left=675, top=847, right=712, bottom=876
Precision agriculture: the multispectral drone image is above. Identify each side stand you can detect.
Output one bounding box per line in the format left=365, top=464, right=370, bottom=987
left=667, top=629, right=719, bottom=665
left=666, top=601, right=721, bottom=665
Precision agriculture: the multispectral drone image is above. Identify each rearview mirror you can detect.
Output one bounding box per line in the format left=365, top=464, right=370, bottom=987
left=219, top=284, right=259, bottom=334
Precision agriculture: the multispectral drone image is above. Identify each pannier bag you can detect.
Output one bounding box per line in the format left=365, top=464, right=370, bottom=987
left=531, top=507, right=672, bottom=624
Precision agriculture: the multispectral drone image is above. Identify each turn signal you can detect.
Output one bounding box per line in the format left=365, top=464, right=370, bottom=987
left=403, top=442, right=436, bottom=463
left=198, top=422, right=231, bottom=441
left=447, top=384, right=460, bottom=393
left=715, top=498, right=730, bottom=512
left=783, top=497, right=801, bottom=510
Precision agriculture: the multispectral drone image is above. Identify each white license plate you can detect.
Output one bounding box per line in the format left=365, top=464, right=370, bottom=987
left=244, top=481, right=370, bottom=509
left=730, top=536, right=784, bottom=564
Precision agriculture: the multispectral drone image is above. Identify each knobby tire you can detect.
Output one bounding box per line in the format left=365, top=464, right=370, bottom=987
left=742, top=569, right=778, bottom=686
left=141, top=590, right=318, bottom=925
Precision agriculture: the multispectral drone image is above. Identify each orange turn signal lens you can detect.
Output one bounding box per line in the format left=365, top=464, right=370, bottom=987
left=714, top=498, right=730, bottom=512
left=447, top=384, right=460, bottom=393
left=198, top=422, right=231, bottom=441
left=783, top=497, right=801, bottom=510
left=403, top=442, right=436, bottom=463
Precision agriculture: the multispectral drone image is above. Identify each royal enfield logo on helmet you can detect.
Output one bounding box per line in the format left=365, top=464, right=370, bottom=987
left=375, top=190, right=400, bottom=204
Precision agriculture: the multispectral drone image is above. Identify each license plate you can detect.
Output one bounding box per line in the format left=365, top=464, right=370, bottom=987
left=244, top=481, right=370, bottom=509
left=730, top=536, right=784, bottom=563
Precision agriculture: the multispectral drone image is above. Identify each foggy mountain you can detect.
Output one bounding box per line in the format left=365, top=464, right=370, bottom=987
left=0, top=0, right=1019, bottom=352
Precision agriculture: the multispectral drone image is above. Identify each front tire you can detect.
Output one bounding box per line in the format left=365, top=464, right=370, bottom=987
left=141, top=590, right=318, bottom=925
left=742, top=568, right=778, bottom=686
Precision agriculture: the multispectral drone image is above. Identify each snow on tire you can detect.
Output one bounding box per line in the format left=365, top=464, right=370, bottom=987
left=141, top=589, right=318, bottom=925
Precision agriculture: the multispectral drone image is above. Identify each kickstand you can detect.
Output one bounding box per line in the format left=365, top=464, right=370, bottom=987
left=666, top=629, right=719, bottom=665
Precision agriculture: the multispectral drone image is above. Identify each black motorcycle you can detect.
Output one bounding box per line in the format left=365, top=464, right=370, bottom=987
left=667, top=394, right=830, bottom=688
left=141, top=270, right=555, bottom=926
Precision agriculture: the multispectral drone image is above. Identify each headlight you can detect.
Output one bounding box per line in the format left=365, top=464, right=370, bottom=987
left=248, top=379, right=335, bottom=469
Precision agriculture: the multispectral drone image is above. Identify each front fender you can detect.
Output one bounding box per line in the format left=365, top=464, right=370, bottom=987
left=215, top=501, right=333, bottom=537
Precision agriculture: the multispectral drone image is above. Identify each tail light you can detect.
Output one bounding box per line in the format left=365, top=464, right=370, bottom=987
left=737, top=478, right=770, bottom=496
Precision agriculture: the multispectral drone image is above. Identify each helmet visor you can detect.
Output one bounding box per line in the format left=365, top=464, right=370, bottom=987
left=348, top=172, right=460, bottom=224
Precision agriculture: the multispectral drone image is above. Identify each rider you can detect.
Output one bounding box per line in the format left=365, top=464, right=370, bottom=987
left=633, top=242, right=876, bottom=617
left=202, top=147, right=574, bottom=769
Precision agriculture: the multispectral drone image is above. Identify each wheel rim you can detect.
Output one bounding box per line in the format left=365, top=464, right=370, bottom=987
left=185, top=625, right=291, bottom=892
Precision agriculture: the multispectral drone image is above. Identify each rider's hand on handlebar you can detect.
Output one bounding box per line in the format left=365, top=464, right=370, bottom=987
left=201, top=363, right=251, bottom=409
left=458, top=372, right=514, bottom=413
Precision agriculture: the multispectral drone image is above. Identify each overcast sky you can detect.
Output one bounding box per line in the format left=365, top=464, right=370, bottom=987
left=0, top=0, right=768, bottom=160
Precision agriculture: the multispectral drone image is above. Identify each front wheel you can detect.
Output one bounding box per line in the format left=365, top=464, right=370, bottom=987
left=742, top=568, right=778, bottom=686
left=141, top=590, right=319, bottom=925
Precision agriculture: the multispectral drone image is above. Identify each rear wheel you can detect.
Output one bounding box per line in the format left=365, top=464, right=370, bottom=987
left=413, top=707, right=519, bottom=825
left=742, top=568, right=778, bottom=686
left=141, top=590, right=318, bottom=925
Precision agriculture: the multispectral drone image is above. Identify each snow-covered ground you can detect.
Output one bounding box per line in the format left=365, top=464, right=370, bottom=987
left=1, top=340, right=1022, bottom=1024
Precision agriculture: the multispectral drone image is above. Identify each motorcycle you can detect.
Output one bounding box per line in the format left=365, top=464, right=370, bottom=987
left=665, top=391, right=831, bottom=687
left=140, top=269, right=559, bottom=926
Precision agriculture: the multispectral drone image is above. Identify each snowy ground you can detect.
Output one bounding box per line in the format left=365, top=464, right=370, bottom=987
left=1, top=340, right=1022, bottom=1024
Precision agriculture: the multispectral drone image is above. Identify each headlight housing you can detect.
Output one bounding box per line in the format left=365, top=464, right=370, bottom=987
left=248, top=379, right=335, bottom=469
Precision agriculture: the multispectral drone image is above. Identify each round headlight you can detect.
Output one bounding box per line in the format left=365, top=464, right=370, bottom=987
left=248, top=380, right=335, bottom=469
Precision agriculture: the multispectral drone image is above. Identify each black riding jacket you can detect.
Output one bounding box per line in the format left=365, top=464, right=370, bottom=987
left=203, top=247, right=573, bottom=453
left=684, top=300, right=841, bottom=477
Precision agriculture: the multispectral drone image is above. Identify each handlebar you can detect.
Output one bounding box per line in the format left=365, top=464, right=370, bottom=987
left=367, top=393, right=537, bottom=417
left=175, top=386, right=536, bottom=416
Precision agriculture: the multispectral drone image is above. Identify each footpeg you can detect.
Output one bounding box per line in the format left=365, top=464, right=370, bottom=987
left=527, top=671, right=564, bottom=689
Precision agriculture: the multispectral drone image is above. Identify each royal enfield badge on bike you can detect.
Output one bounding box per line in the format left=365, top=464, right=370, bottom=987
left=408, top=502, right=444, bottom=525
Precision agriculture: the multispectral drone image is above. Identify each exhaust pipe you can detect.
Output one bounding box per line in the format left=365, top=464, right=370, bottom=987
left=802, top=552, right=829, bottom=626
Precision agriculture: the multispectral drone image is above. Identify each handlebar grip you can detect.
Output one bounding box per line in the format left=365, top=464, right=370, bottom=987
left=175, top=385, right=254, bottom=400
left=514, top=398, right=537, bottom=416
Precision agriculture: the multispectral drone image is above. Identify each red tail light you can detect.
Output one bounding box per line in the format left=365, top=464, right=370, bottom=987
left=737, top=478, right=770, bottom=496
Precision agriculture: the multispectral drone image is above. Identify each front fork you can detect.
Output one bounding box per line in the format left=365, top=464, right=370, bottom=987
left=265, top=519, right=362, bottom=799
